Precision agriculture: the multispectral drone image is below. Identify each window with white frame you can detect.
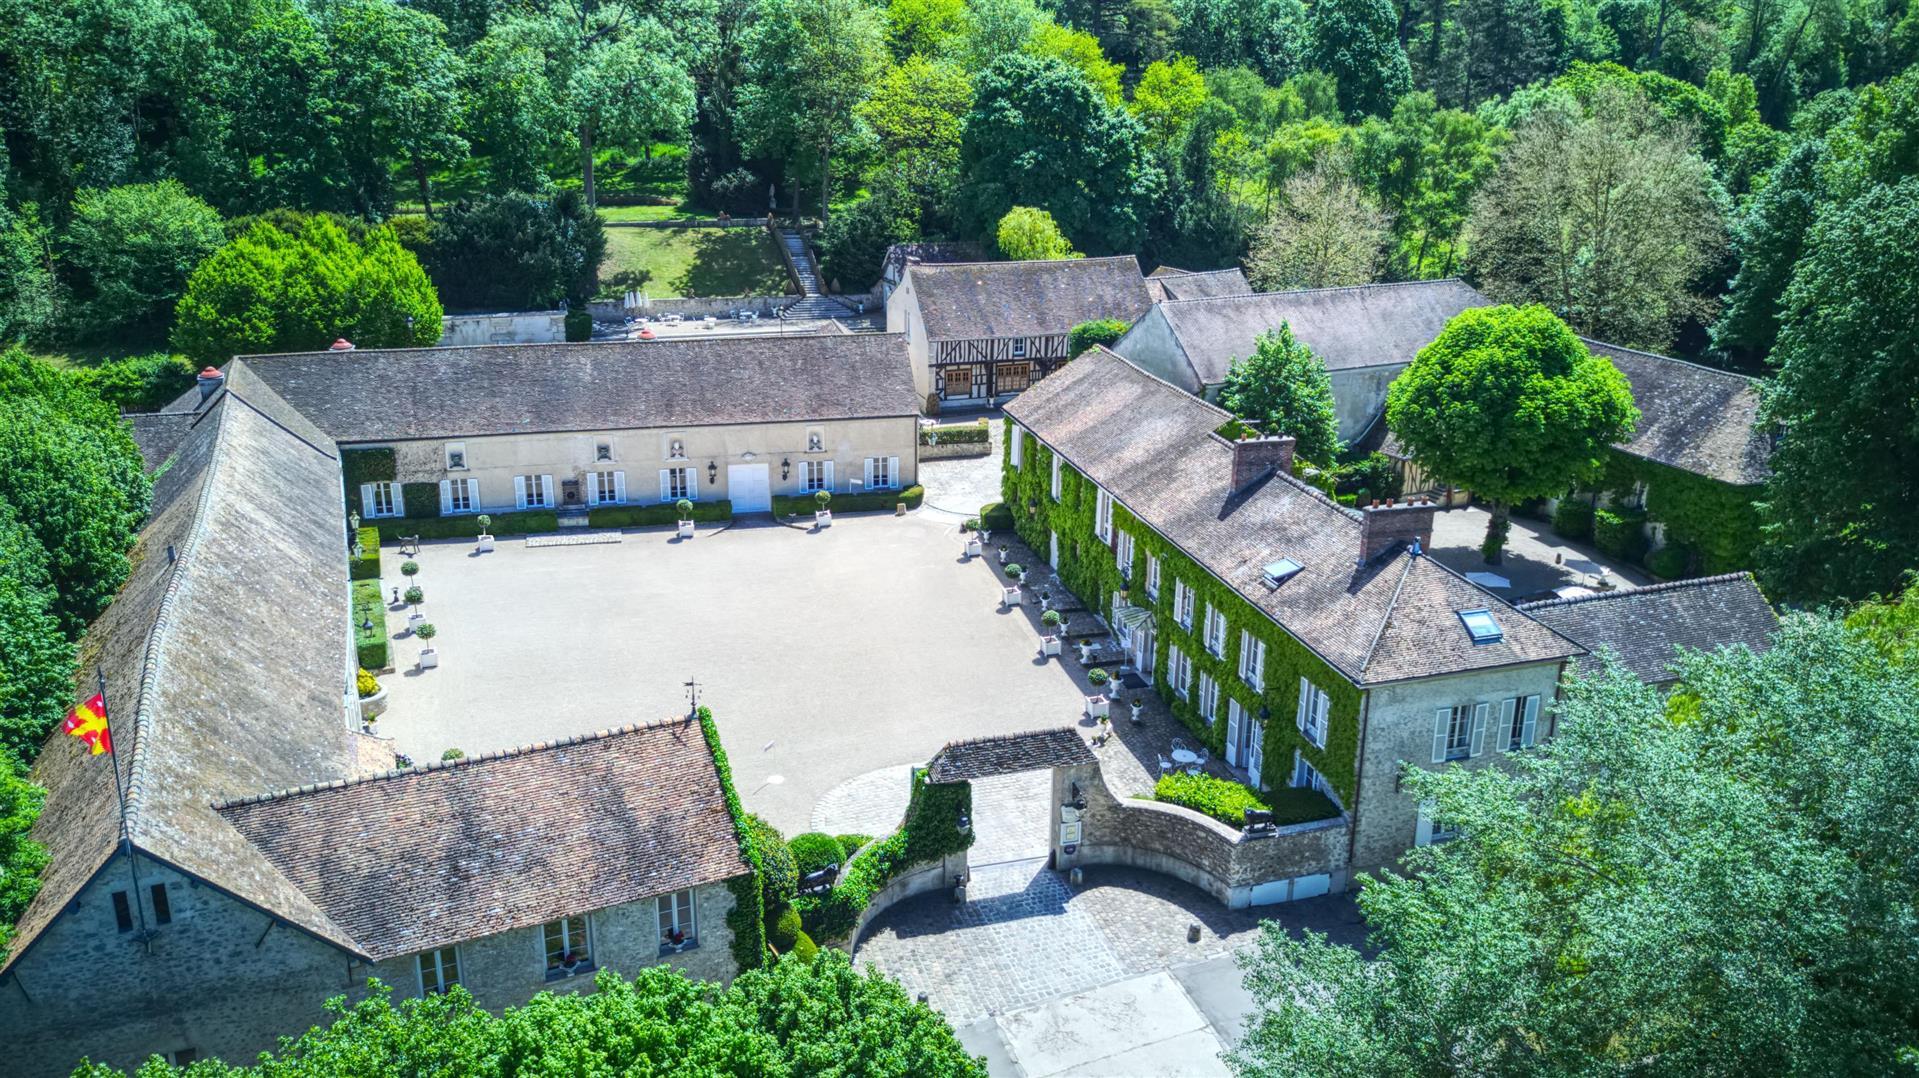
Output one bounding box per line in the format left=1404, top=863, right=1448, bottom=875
left=663, top=467, right=692, bottom=501
left=1204, top=605, right=1228, bottom=657
left=1175, top=580, right=1194, bottom=628
left=1504, top=695, right=1541, bottom=751
left=1431, top=703, right=1486, bottom=762
left=1296, top=677, right=1329, bottom=749
left=518, top=475, right=550, bottom=508
left=1011, top=338, right=1028, bottom=359
left=801, top=459, right=834, bottom=493
left=1095, top=488, right=1113, bottom=541
left=592, top=471, right=621, bottom=504
left=365, top=482, right=398, bottom=518
left=658, top=889, right=697, bottom=950
left=543, top=915, right=592, bottom=978
left=416, top=946, right=460, bottom=995
left=1166, top=645, right=1192, bottom=699
left=1050, top=455, right=1061, bottom=500
left=1292, top=751, right=1332, bottom=797
left=1238, top=630, right=1267, bottom=692
left=444, top=478, right=474, bottom=513
left=1145, top=555, right=1161, bottom=599
left=1010, top=426, right=1024, bottom=468
left=1115, top=529, right=1134, bottom=579
left=1417, top=803, right=1460, bottom=845
left=864, top=457, right=898, bottom=489
left=445, top=443, right=467, bottom=470
left=1198, top=672, right=1219, bottom=725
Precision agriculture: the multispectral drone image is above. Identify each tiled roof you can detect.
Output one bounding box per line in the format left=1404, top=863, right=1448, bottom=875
left=5, top=391, right=362, bottom=973
left=880, top=241, right=987, bottom=287
left=1585, top=340, right=1771, bottom=486
left=218, top=720, right=751, bottom=960
left=905, top=256, right=1155, bottom=341
left=1145, top=267, right=1253, bottom=302
left=209, top=334, right=919, bottom=444
left=125, top=411, right=199, bottom=471
left=1516, top=573, right=1777, bottom=684
left=1005, top=349, right=1583, bottom=685
left=1143, top=279, right=1491, bottom=386
left=927, top=728, right=1096, bottom=783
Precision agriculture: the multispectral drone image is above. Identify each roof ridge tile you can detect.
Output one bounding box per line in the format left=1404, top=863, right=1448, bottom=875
left=1514, top=572, right=1758, bottom=611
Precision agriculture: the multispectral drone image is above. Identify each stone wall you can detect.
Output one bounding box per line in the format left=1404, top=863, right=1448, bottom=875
left=587, top=294, right=794, bottom=321
left=844, top=851, right=970, bottom=952
left=439, top=311, right=567, bottom=347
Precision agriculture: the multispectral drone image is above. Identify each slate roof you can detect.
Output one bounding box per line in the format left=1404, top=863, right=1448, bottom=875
left=1585, top=340, right=1771, bottom=486
left=218, top=720, right=751, bottom=960
left=1145, top=267, right=1254, bottom=302
left=927, top=728, right=1097, bottom=783
left=904, top=256, right=1156, bottom=341
left=4, top=389, right=363, bottom=974
left=1142, top=279, right=1491, bottom=386
left=209, top=334, right=919, bottom=444
left=1006, top=349, right=1583, bottom=685
left=880, top=241, right=987, bottom=287
left=1516, top=573, right=1777, bottom=685
left=125, top=411, right=200, bottom=471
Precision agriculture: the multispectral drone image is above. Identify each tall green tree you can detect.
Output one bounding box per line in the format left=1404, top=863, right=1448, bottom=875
left=318, top=0, right=469, bottom=216
left=0, top=498, right=73, bottom=768
left=0, top=759, right=48, bottom=965
left=427, top=191, right=606, bottom=311
left=1217, top=326, right=1343, bottom=464
left=1229, top=614, right=1919, bottom=1075
left=60, top=182, right=226, bottom=342
left=1246, top=155, right=1392, bottom=290
left=1712, top=139, right=1825, bottom=363
left=958, top=53, right=1162, bottom=253
left=1757, top=178, right=1919, bottom=603
left=1307, top=0, right=1413, bottom=117
left=995, top=206, right=1082, bottom=259
left=738, top=0, right=885, bottom=221
left=858, top=56, right=973, bottom=227
left=1386, top=304, right=1637, bottom=561
left=1350, top=92, right=1503, bottom=277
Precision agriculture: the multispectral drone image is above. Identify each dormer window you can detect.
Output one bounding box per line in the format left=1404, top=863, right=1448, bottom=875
left=1262, top=558, right=1303, bottom=588
left=1458, top=608, right=1504, bottom=645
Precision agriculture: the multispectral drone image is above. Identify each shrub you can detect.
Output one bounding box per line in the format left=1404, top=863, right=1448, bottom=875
left=414, top=623, right=437, bottom=642
left=1042, top=609, right=1063, bottom=627
left=920, top=423, right=990, bottom=445
left=1646, top=543, right=1694, bottom=580
left=352, top=579, right=388, bottom=668
left=1332, top=452, right=1402, bottom=500
left=62, top=181, right=226, bottom=342
left=1067, top=318, right=1130, bottom=357
left=676, top=498, right=695, bottom=517
left=441, top=747, right=465, bottom=761
left=65, top=353, right=198, bottom=412
left=356, top=668, right=380, bottom=699
left=565, top=306, right=594, bottom=342
left=588, top=501, right=733, bottom=528
left=1264, top=785, right=1342, bottom=825
left=979, top=501, right=1014, bottom=532
left=1594, top=506, right=1650, bottom=561
left=815, top=191, right=916, bottom=289
left=404, top=586, right=424, bottom=606
left=400, top=560, right=419, bottom=580
left=1551, top=497, right=1595, bottom=541
left=1087, top=667, right=1109, bottom=685
left=349, top=526, right=382, bottom=581
left=768, top=904, right=803, bottom=951
left=788, top=832, right=847, bottom=877
left=746, top=814, right=798, bottom=912
left=835, top=833, right=874, bottom=854
left=401, top=481, right=440, bottom=519
left=1152, top=772, right=1267, bottom=827
left=789, top=930, right=820, bottom=962
left=428, top=191, right=605, bottom=310
left=371, top=510, right=559, bottom=541
left=771, top=486, right=923, bottom=516
left=1004, top=563, right=1024, bottom=580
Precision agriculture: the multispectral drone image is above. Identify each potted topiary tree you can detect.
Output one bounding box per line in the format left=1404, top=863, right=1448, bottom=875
left=676, top=499, right=696, bottom=538
left=475, top=514, right=494, bottom=553
left=415, top=622, right=439, bottom=669
left=405, top=586, right=426, bottom=632
left=1000, top=563, right=1024, bottom=608
left=815, top=489, right=833, bottom=528
left=964, top=528, right=982, bottom=558
left=1040, top=609, right=1064, bottom=656
left=1084, top=668, right=1111, bottom=719
left=400, top=559, right=421, bottom=602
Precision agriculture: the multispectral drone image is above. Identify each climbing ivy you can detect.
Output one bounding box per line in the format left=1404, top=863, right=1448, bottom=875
left=340, top=448, right=396, bottom=518
left=1596, top=451, right=1762, bottom=575
left=1002, top=422, right=1362, bottom=803
left=694, top=706, right=769, bottom=973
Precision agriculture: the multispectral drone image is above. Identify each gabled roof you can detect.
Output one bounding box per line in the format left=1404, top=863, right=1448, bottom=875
left=1585, top=341, right=1771, bottom=486
left=1145, top=267, right=1254, bottom=302
left=880, top=241, right=987, bottom=287
left=1139, top=280, right=1491, bottom=386
left=1005, top=349, right=1582, bottom=685
left=903, top=256, right=1155, bottom=341
left=125, top=412, right=200, bottom=472
left=927, top=728, right=1096, bottom=783
left=5, top=389, right=363, bottom=973
left=198, top=334, right=919, bottom=445
left=1516, top=573, right=1777, bottom=684
left=218, top=720, right=751, bottom=961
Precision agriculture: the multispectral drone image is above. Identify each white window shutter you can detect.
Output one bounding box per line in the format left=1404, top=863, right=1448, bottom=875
left=438, top=480, right=451, bottom=515
left=888, top=456, right=900, bottom=488
left=392, top=485, right=406, bottom=517
left=1225, top=700, right=1242, bottom=766
left=514, top=476, right=528, bottom=509
left=1521, top=695, right=1540, bottom=748
left=586, top=472, right=600, bottom=503
left=659, top=470, right=671, bottom=503
left=541, top=475, right=554, bottom=506
left=359, top=484, right=375, bottom=517
left=1415, top=806, right=1434, bottom=847
left=688, top=471, right=699, bottom=500
left=1011, top=427, right=1023, bottom=468
left=1247, top=722, right=1263, bottom=789
left=1432, top=709, right=1450, bottom=764
left=1313, top=691, right=1329, bottom=747
left=822, top=461, right=834, bottom=491
left=467, top=479, right=479, bottom=509
left=863, top=458, right=875, bottom=487
left=1296, top=677, right=1309, bottom=731
left=613, top=471, right=626, bottom=503
left=1499, top=697, right=1518, bottom=752
left=1469, top=702, right=1490, bottom=757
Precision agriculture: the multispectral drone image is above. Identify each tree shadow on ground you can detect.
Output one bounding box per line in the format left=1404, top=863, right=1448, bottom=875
left=673, top=229, right=793, bottom=297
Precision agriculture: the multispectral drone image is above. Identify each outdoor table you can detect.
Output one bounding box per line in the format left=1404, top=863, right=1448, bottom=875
left=1170, top=748, right=1200, bottom=766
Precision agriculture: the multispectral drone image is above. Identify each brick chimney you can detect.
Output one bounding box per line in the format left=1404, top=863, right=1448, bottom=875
left=195, top=366, right=225, bottom=402
left=1358, top=497, right=1437, bottom=564
left=1229, top=434, right=1296, bottom=493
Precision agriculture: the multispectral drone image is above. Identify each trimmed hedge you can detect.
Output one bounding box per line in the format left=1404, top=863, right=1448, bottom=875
left=1594, top=505, right=1650, bottom=561
left=349, top=526, right=382, bottom=581
left=773, top=485, right=923, bottom=516
left=1264, top=786, right=1344, bottom=825
left=401, top=481, right=440, bottom=518
left=797, top=771, right=973, bottom=942
left=351, top=579, right=389, bottom=669
left=695, top=706, right=770, bottom=972
left=788, top=832, right=846, bottom=876
left=835, top=833, right=874, bottom=853
left=920, top=423, right=989, bottom=446
left=588, top=500, right=734, bottom=528
left=769, top=904, right=803, bottom=951
left=1151, top=772, right=1340, bottom=828
left=371, top=511, right=558, bottom=541
left=1551, top=497, right=1594, bottom=541
left=789, top=930, right=819, bottom=962
left=978, top=501, right=1014, bottom=533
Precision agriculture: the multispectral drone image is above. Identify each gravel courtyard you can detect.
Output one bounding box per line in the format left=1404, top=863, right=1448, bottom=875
left=374, top=511, right=1087, bottom=833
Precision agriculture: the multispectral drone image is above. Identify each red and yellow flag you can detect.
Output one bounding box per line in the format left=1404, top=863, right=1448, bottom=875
left=63, top=693, right=112, bottom=756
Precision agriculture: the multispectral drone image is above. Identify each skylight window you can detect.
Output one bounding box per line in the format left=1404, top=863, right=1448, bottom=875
left=1458, top=608, right=1504, bottom=645
left=1262, top=558, right=1303, bottom=588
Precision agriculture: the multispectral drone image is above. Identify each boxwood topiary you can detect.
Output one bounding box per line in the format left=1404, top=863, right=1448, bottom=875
left=788, top=832, right=846, bottom=877
left=768, top=903, right=803, bottom=951
left=747, top=814, right=798, bottom=912
left=834, top=833, right=874, bottom=854
left=789, top=930, right=819, bottom=963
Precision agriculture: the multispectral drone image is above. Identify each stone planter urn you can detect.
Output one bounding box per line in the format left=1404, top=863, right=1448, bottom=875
left=1130, top=698, right=1145, bottom=724
left=417, top=647, right=440, bottom=670
left=1077, top=640, right=1097, bottom=665
left=359, top=686, right=389, bottom=722
left=1040, top=635, right=1062, bottom=657
left=476, top=533, right=495, bottom=553
left=678, top=519, right=696, bottom=538
left=1084, top=694, right=1110, bottom=719
left=816, top=510, right=832, bottom=527
left=1001, top=585, right=1023, bottom=608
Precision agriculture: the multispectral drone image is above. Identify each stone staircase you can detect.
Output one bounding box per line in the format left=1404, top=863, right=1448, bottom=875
left=773, top=226, right=869, bottom=322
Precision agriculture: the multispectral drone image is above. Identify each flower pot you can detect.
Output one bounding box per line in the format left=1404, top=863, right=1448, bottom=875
left=997, top=549, right=1008, bottom=564
left=1077, top=642, right=1097, bottom=665
left=965, top=538, right=982, bottom=557
left=1001, top=585, right=1022, bottom=608
left=816, top=510, right=832, bottom=527
left=417, top=647, right=439, bottom=670
left=1040, top=635, right=1062, bottom=657
left=407, top=612, right=426, bottom=632
left=476, top=533, right=495, bottom=552
left=678, top=519, right=696, bottom=538
left=358, top=686, right=389, bottom=721
left=1084, top=694, right=1109, bottom=719
left=1129, top=701, right=1144, bottom=724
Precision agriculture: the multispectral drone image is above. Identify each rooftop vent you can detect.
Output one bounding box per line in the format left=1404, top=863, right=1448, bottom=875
left=1262, top=558, right=1303, bottom=588
left=1458, top=608, right=1504, bottom=645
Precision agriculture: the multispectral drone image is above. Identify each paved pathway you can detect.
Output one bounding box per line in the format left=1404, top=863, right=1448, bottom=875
left=918, top=411, right=1005, bottom=520
left=811, top=768, right=1052, bottom=865
left=1430, top=504, right=1652, bottom=598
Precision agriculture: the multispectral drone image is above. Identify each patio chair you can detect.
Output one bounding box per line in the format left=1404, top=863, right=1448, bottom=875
left=1158, top=754, right=1173, bottom=775
left=1187, top=749, right=1209, bottom=776
left=1171, top=737, right=1190, bottom=755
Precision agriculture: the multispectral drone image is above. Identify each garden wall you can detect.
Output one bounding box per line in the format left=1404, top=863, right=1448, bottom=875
left=438, top=311, right=566, bottom=347
left=588, top=294, right=794, bottom=320
left=843, top=851, right=971, bottom=952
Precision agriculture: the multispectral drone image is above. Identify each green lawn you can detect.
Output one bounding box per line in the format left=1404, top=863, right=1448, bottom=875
left=599, top=226, right=793, bottom=299
left=598, top=204, right=702, bottom=223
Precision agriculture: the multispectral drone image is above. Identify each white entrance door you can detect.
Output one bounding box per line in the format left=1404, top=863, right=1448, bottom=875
left=1130, top=625, right=1155, bottom=680
left=728, top=463, right=771, bottom=512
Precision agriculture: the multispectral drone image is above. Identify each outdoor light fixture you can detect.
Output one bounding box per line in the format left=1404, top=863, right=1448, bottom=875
left=956, top=811, right=971, bottom=835
left=1066, top=783, right=1087, bottom=812
left=781, top=457, right=790, bottom=480
left=707, top=461, right=718, bottom=484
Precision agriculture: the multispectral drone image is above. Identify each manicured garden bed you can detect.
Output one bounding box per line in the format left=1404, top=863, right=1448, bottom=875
left=589, top=501, right=733, bottom=528
left=1149, top=772, right=1340, bottom=828
left=352, top=579, right=389, bottom=669
left=773, top=485, right=924, bottom=517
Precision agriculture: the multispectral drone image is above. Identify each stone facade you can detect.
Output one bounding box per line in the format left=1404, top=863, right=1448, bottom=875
left=0, top=854, right=738, bottom=1077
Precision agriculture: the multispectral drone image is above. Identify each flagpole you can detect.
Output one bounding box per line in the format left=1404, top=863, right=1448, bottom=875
left=96, top=667, right=150, bottom=948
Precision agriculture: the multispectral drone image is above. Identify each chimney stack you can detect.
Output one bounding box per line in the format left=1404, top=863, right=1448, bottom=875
left=195, top=366, right=225, bottom=402
left=1229, top=434, right=1296, bottom=493
left=1358, top=497, right=1437, bottom=564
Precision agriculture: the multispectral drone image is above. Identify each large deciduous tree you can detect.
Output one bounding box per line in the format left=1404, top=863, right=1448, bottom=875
left=60, top=182, right=226, bottom=343
left=427, top=192, right=606, bottom=312
left=857, top=56, right=973, bottom=228
left=1466, top=84, right=1725, bottom=351
left=1756, top=179, right=1919, bottom=604
left=1245, top=156, right=1392, bottom=290
left=1217, top=325, right=1342, bottom=465
left=738, top=0, right=885, bottom=221
left=958, top=54, right=1161, bottom=254
left=1385, top=304, right=1636, bottom=561
left=0, top=498, right=73, bottom=769
left=0, top=759, right=48, bottom=964
left=1307, top=0, right=1412, bottom=117
left=1228, top=614, right=1919, bottom=1075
